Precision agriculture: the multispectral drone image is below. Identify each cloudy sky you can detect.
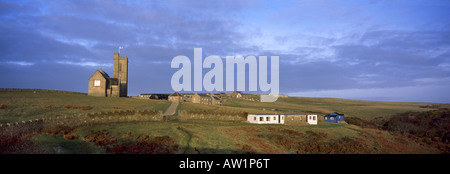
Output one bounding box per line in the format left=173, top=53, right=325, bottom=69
left=1, top=0, right=449, bottom=103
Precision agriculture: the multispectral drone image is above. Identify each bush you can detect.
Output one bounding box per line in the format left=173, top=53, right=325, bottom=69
left=64, top=105, right=93, bottom=110
left=345, top=117, right=381, bottom=129
left=178, top=109, right=247, bottom=121
left=382, top=110, right=450, bottom=143
left=41, top=105, right=53, bottom=109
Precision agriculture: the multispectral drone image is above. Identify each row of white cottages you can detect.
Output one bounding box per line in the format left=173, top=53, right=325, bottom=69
left=247, top=113, right=318, bottom=125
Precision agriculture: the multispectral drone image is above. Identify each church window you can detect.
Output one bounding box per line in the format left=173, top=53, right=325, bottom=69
left=94, top=80, right=100, bottom=86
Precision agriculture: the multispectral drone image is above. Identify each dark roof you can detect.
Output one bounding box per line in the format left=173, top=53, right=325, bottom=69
left=198, top=93, right=209, bottom=97
left=212, top=96, right=220, bottom=100
left=169, top=91, right=182, bottom=97
left=108, top=78, right=118, bottom=86
left=326, top=112, right=344, bottom=117
left=140, top=93, right=170, bottom=95
left=331, top=112, right=343, bottom=115
left=232, top=91, right=243, bottom=96
left=98, top=69, right=110, bottom=78
left=194, top=93, right=210, bottom=97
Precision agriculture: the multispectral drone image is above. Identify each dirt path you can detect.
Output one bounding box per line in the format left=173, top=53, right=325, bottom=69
left=177, top=127, right=192, bottom=154
left=163, top=101, right=179, bottom=116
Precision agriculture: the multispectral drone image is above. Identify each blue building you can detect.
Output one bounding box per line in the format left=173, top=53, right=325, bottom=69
left=324, top=112, right=345, bottom=123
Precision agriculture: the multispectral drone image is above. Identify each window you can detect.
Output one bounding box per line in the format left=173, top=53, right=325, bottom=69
left=330, top=117, right=334, bottom=120
left=266, top=117, right=270, bottom=121
left=313, top=116, right=316, bottom=120
left=325, top=117, right=327, bottom=120
left=274, top=116, right=277, bottom=120
left=94, top=80, right=100, bottom=87
left=259, top=117, right=263, bottom=121
left=254, top=117, right=256, bottom=121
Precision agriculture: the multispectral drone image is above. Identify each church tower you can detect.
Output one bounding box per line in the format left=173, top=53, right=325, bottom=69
left=113, top=52, right=128, bottom=97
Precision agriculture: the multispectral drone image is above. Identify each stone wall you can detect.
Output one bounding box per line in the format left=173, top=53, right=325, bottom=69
left=0, top=110, right=163, bottom=138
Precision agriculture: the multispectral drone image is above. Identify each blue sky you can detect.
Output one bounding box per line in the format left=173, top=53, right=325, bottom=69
left=1, top=0, right=449, bottom=103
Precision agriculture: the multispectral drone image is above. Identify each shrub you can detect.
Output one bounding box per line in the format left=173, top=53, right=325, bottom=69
left=64, top=105, right=93, bottom=110
left=345, top=117, right=381, bottom=129
left=382, top=110, right=450, bottom=143
left=81, top=106, right=93, bottom=110
left=108, top=136, right=179, bottom=154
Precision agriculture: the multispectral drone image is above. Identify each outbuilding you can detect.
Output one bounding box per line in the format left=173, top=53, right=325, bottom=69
left=168, top=91, right=183, bottom=102
left=247, top=113, right=318, bottom=125
left=324, top=112, right=345, bottom=123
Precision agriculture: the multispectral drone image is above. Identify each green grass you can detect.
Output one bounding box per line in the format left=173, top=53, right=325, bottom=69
left=0, top=89, right=444, bottom=154
left=223, top=96, right=435, bottom=119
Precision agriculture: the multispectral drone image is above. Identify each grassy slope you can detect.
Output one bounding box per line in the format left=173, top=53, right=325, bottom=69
left=27, top=121, right=438, bottom=154
left=224, top=96, right=434, bottom=119
left=0, top=89, right=443, bottom=154
left=0, top=90, right=171, bottom=123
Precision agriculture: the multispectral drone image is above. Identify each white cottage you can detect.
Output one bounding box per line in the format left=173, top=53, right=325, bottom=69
left=247, top=113, right=317, bottom=125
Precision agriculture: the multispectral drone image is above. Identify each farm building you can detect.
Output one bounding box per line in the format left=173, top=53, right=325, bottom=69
left=324, top=112, right=345, bottom=123
left=247, top=113, right=317, bottom=125
left=211, top=96, right=222, bottom=105
left=192, top=92, right=211, bottom=104
left=168, top=91, right=183, bottom=102
left=139, top=94, right=169, bottom=100
left=191, top=92, right=222, bottom=105
left=227, top=91, right=243, bottom=99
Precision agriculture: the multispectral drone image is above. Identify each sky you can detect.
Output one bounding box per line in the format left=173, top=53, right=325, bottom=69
left=0, top=0, right=449, bottom=103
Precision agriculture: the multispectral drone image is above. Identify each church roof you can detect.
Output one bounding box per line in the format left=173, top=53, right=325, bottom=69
left=98, top=69, right=110, bottom=78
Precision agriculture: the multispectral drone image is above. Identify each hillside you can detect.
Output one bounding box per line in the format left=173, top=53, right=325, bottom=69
left=0, top=89, right=448, bottom=154
left=0, top=89, right=171, bottom=124
left=225, top=96, right=436, bottom=119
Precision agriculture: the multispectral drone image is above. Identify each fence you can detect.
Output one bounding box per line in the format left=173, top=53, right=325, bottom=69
left=0, top=88, right=87, bottom=95
left=178, top=110, right=247, bottom=122
left=0, top=110, right=163, bottom=138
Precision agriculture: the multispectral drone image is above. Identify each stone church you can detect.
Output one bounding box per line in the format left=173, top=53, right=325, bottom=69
left=88, top=52, right=128, bottom=97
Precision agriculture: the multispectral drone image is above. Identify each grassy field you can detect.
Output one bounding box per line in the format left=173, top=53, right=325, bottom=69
left=0, top=89, right=447, bottom=154
left=13, top=121, right=439, bottom=154
left=225, top=96, right=435, bottom=119
left=0, top=89, right=171, bottom=124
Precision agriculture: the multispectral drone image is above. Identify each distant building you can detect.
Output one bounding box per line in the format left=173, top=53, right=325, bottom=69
left=324, top=112, right=345, bottom=123
left=139, top=94, right=152, bottom=99
left=227, top=91, right=243, bottom=99
left=190, top=92, right=222, bottom=105
left=247, top=113, right=318, bottom=125
left=139, top=93, right=169, bottom=100
left=168, top=91, right=183, bottom=102
left=88, top=52, right=128, bottom=97
left=211, top=96, right=222, bottom=105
